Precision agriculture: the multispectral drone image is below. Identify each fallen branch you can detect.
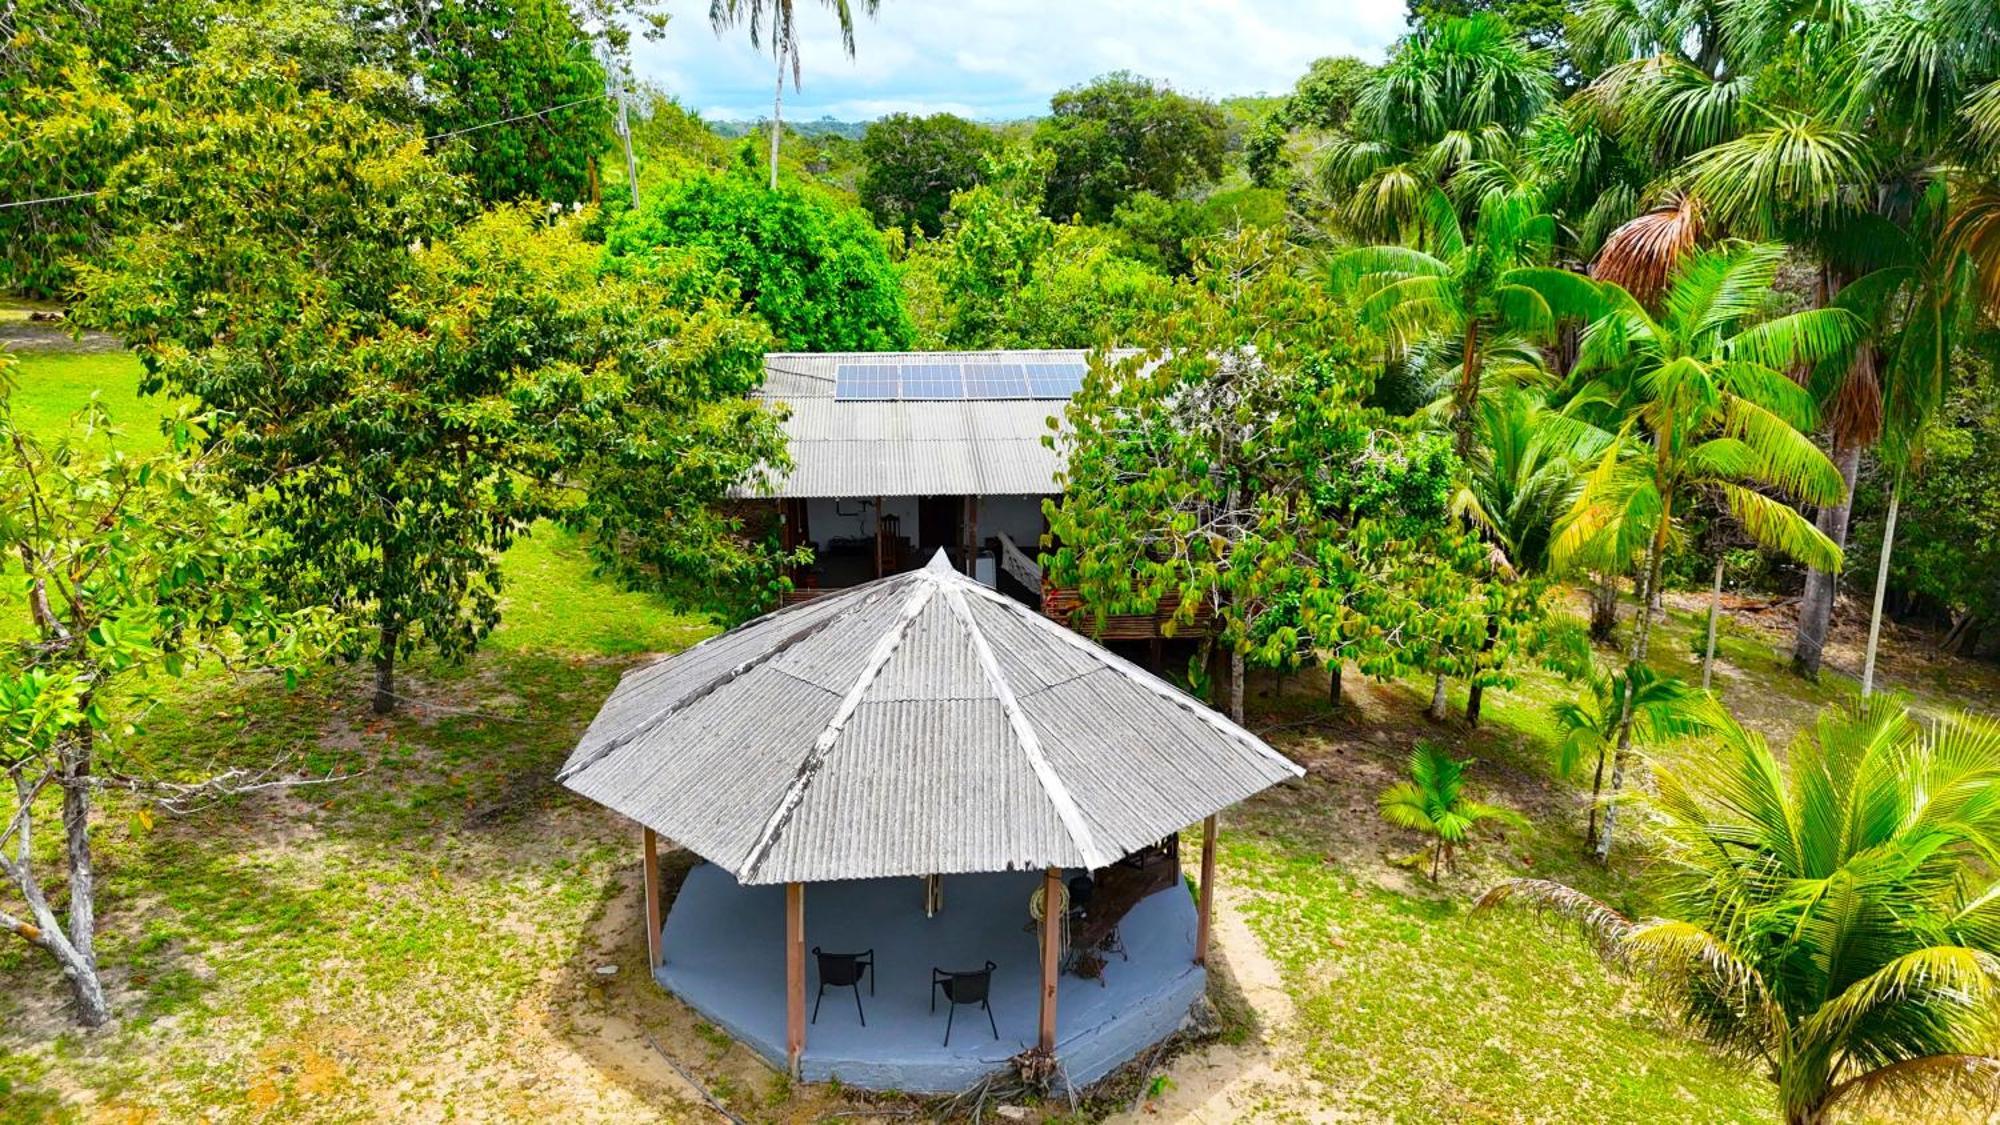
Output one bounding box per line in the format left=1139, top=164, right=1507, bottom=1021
left=641, top=1028, right=748, bottom=1125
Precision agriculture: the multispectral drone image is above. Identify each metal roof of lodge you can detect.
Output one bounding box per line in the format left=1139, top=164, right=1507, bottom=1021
left=742, top=349, right=1133, bottom=500
left=557, top=552, right=1301, bottom=885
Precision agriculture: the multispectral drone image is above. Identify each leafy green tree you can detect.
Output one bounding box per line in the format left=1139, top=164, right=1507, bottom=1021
left=606, top=172, right=913, bottom=351
left=1245, top=55, right=1373, bottom=188
left=1551, top=244, right=1856, bottom=860
left=900, top=184, right=1172, bottom=348
left=1045, top=232, right=1497, bottom=722
left=1486, top=697, right=2000, bottom=1124
left=1111, top=187, right=1285, bottom=278
left=709, top=0, right=879, bottom=190
left=1379, top=741, right=1529, bottom=881
left=858, top=112, right=998, bottom=236
left=74, top=44, right=785, bottom=712
left=0, top=374, right=330, bottom=1027
left=1034, top=72, right=1228, bottom=224
left=368, top=0, right=615, bottom=206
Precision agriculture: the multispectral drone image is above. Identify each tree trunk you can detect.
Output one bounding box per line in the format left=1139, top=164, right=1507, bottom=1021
left=768, top=48, right=785, bottom=190
left=1701, top=553, right=1724, bottom=691
left=1465, top=615, right=1500, bottom=726
left=372, top=621, right=399, bottom=716
left=1454, top=320, right=1481, bottom=462
left=1327, top=660, right=1342, bottom=707
left=1427, top=671, right=1448, bottom=722
left=1597, top=534, right=1663, bottom=864
left=1792, top=444, right=1861, bottom=680
left=1861, top=473, right=1900, bottom=698
left=1588, top=574, right=1619, bottom=644
left=1228, top=648, right=1245, bottom=727
left=1585, top=743, right=1608, bottom=849
left=59, top=724, right=108, bottom=1027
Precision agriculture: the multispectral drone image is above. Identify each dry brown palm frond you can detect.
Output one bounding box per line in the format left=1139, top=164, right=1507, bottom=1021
left=1822, top=343, right=1883, bottom=450
left=1477, top=878, right=1637, bottom=961
left=1592, top=193, right=1702, bottom=307
left=1944, top=183, right=2000, bottom=322
left=1822, top=1054, right=2000, bottom=1120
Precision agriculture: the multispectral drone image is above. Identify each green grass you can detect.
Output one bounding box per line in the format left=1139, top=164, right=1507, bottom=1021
left=4, top=351, right=169, bottom=454
left=1225, top=831, right=1767, bottom=1123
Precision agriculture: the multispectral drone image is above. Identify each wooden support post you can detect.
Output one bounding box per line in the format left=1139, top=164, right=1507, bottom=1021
left=1195, top=815, right=1218, bottom=966
left=874, top=496, right=886, bottom=578
left=786, top=882, right=806, bottom=1078
left=642, top=827, right=663, bottom=969
left=1039, top=866, right=1060, bottom=1053
left=963, top=495, right=980, bottom=578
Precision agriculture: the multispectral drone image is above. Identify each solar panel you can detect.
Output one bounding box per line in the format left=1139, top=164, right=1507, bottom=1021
left=834, top=359, right=1084, bottom=400
left=899, top=361, right=965, bottom=399
left=1025, top=362, right=1086, bottom=398
left=962, top=363, right=1028, bottom=398
left=834, top=363, right=900, bottom=400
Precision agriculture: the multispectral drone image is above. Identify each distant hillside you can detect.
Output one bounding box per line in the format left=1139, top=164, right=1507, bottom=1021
left=707, top=116, right=870, bottom=140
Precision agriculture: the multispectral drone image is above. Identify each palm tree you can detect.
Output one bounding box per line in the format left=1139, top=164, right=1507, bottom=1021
left=1552, top=663, right=1720, bottom=849
left=1379, top=741, right=1529, bottom=881
left=1550, top=242, right=1857, bottom=861
left=1319, top=14, right=1556, bottom=242
left=1333, top=188, right=1595, bottom=461
left=1483, top=697, right=2000, bottom=1125
left=709, top=0, right=879, bottom=190
left=1459, top=388, right=1611, bottom=575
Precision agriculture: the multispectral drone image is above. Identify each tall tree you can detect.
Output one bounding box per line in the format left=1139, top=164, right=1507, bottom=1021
left=1044, top=232, right=1478, bottom=723
left=605, top=171, right=913, bottom=351
left=1486, top=697, right=2000, bottom=1125
left=1552, top=243, right=1855, bottom=860
left=1318, top=14, right=1555, bottom=241
left=1034, top=72, right=1228, bottom=224
left=73, top=38, right=785, bottom=712
left=709, top=0, right=880, bottom=190
left=857, top=112, right=997, bottom=236
left=1333, top=188, right=1587, bottom=460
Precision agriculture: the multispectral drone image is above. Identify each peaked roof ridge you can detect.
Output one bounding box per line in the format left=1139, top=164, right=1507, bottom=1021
left=953, top=578, right=1305, bottom=781
left=740, top=577, right=940, bottom=882
left=936, top=580, right=1113, bottom=870
left=555, top=575, right=921, bottom=784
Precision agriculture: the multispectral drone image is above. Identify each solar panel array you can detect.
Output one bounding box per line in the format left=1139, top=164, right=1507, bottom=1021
left=833, top=361, right=1087, bottom=401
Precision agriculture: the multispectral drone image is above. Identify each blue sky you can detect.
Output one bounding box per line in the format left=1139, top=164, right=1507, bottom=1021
left=630, top=1, right=1413, bottom=122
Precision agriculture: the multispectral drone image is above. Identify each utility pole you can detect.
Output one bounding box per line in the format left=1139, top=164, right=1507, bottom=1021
left=599, top=41, right=640, bottom=209
left=614, top=80, right=639, bottom=209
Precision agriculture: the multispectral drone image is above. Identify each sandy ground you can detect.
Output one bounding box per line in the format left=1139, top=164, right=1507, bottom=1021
left=1107, top=879, right=1354, bottom=1124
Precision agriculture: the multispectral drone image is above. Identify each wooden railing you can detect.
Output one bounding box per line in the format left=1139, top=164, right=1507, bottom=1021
left=1039, top=586, right=1214, bottom=640
left=996, top=533, right=1042, bottom=590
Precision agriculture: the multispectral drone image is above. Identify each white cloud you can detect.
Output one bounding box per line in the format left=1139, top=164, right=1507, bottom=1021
left=634, top=0, right=1409, bottom=121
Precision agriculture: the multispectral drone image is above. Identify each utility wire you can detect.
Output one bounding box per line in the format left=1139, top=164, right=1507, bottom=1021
left=0, top=93, right=617, bottom=209
left=0, top=188, right=112, bottom=211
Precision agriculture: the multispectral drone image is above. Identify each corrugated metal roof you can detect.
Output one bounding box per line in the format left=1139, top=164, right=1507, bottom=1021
left=559, top=552, right=1302, bottom=885
left=741, top=350, right=1130, bottom=499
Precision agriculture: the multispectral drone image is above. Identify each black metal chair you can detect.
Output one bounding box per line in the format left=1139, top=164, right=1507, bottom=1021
left=812, top=947, right=874, bottom=1026
left=930, top=961, right=998, bottom=1046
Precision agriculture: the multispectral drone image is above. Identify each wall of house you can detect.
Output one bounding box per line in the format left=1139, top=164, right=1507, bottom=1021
left=973, top=495, right=1048, bottom=554
left=798, top=495, right=1047, bottom=554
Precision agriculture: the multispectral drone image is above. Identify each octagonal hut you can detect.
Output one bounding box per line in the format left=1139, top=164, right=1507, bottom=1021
left=558, top=551, right=1301, bottom=1093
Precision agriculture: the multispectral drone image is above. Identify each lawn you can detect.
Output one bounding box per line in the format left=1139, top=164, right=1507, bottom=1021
left=2, top=336, right=1995, bottom=1123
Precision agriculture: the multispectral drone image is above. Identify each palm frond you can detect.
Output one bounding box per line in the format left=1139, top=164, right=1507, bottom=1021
left=1715, top=483, right=1843, bottom=572
left=1681, top=114, right=1874, bottom=238
left=1823, top=1055, right=2000, bottom=1121
left=1592, top=194, right=1702, bottom=307
left=1478, top=878, right=1636, bottom=959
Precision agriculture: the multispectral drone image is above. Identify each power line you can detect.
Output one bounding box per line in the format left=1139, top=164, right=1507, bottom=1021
left=422, top=93, right=611, bottom=142
left=0, top=94, right=618, bottom=209
left=0, top=189, right=111, bottom=211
